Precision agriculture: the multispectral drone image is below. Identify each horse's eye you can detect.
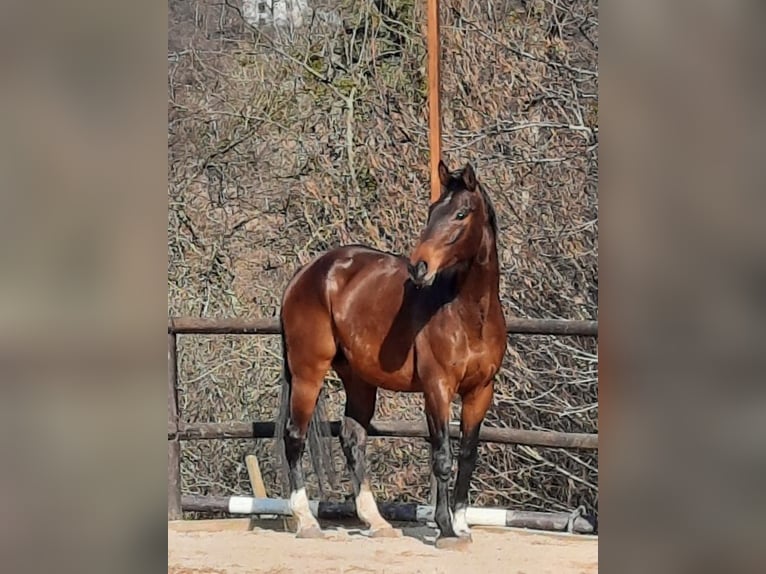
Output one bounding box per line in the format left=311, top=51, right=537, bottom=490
left=455, top=210, right=468, bottom=220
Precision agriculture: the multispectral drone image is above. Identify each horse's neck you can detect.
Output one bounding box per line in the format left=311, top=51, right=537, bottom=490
left=461, top=227, right=500, bottom=301
left=411, top=225, right=500, bottom=322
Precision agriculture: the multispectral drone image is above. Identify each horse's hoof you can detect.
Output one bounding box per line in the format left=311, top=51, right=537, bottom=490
left=296, top=526, right=325, bottom=539
left=370, top=527, right=403, bottom=538
left=435, top=534, right=472, bottom=551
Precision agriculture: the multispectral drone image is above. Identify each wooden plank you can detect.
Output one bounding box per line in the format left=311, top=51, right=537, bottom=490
left=426, top=0, right=442, bottom=203
left=168, top=316, right=281, bottom=335
left=168, top=316, right=598, bottom=337
left=246, top=455, right=268, bottom=498
left=245, top=454, right=276, bottom=530
left=172, top=421, right=598, bottom=450
left=167, top=333, right=182, bottom=520
left=168, top=441, right=182, bottom=520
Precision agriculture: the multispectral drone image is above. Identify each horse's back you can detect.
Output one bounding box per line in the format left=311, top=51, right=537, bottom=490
left=283, top=244, right=405, bottom=299
left=281, top=244, right=409, bottom=327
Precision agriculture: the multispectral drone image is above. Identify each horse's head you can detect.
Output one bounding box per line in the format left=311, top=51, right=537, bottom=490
left=408, top=160, right=496, bottom=288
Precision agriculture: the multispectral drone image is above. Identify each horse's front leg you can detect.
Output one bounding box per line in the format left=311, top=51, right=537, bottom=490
left=424, top=385, right=468, bottom=550
left=452, top=381, right=494, bottom=540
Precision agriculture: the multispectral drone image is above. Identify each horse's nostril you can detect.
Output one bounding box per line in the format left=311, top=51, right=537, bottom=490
left=416, top=260, right=428, bottom=277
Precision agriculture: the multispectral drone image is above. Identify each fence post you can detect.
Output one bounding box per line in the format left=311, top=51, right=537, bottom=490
left=168, top=332, right=182, bottom=520
left=427, top=0, right=442, bottom=204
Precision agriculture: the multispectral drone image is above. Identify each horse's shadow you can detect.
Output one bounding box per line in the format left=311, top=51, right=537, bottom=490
left=248, top=518, right=441, bottom=546
left=393, top=522, right=440, bottom=545
left=379, top=275, right=460, bottom=373
left=338, top=521, right=438, bottom=543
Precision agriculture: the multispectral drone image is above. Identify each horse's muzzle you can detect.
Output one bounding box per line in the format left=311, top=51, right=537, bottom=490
left=408, top=260, right=433, bottom=287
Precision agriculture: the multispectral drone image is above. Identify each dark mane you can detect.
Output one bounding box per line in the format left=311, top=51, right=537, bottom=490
left=477, top=181, right=498, bottom=238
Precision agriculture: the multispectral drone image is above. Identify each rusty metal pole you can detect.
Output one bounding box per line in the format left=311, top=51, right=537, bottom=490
left=427, top=0, right=442, bottom=204
left=426, top=0, right=443, bottom=507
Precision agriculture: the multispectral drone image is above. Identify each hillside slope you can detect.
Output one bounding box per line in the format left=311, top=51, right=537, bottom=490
left=168, top=0, right=598, bottom=518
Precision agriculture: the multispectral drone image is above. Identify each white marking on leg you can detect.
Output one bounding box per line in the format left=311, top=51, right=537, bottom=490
left=290, top=488, right=320, bottom=531
left=356, top=482, right=391, bottom=531
left=452, top=507, right=471, bottom=536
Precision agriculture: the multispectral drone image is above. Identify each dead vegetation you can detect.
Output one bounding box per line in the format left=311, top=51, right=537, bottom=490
left=168, top=0, right=598, bottom=522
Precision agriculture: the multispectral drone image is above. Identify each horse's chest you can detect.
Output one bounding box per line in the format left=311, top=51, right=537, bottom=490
left=429, top=321, right=501, bottom=382
left=460, top=344, right=501, bottom=385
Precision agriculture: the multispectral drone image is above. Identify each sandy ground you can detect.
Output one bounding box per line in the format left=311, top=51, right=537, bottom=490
left=169, top=519, right=597, bottom=574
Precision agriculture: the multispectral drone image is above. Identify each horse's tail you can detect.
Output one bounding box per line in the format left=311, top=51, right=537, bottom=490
left=275, top=315, right=336, bottom=498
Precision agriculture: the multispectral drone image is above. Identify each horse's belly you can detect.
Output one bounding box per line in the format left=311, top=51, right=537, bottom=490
left=337, top=341, right=419, bottom=392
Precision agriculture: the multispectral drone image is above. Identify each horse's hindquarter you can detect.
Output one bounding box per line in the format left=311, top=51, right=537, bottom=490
left=327, top=248, right=419, bottom=392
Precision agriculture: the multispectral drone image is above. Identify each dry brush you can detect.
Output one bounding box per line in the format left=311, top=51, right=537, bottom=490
left=169, top=0, right=598, bottom=520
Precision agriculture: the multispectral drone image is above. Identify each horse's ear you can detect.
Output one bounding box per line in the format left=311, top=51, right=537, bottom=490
left=462, top=162, right=477, bottom=191
left=438, top=160, right=450, bottom=188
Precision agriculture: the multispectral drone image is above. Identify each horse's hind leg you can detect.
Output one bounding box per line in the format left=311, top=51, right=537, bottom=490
left=283, top=329, right=335, bottom=538
left=284, top=374, right=326, bottom=537
left=337, top=375, right=401, bottom=538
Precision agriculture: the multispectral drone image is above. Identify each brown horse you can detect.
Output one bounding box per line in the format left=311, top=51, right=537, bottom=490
left=276, top=160, right=506, bottom=549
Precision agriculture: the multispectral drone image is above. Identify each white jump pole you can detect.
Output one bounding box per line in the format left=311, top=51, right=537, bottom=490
left=222, top=496, right=589, bottom=532
left=227, top=495, right=508, bottom=526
